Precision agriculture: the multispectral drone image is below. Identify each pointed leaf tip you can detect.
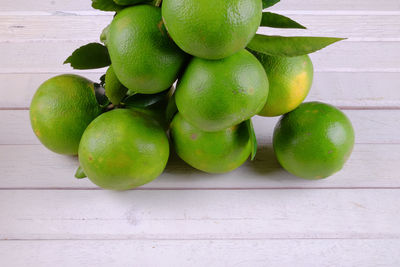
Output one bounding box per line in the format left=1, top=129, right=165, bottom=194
left=262, top=0, right=280, bottom=9
left=261, top=12, right=306, bottom=29
left=247, top=35, right=345, bottom=57
left=92, top=0, right=122, bottom=12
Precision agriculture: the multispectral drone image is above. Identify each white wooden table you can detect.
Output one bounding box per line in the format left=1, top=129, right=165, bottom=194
left=1, top=1, right=400, bottom=266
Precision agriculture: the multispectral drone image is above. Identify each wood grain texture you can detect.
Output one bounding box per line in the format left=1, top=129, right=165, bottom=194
left=1, top=240, right=400, bottom=267
left=1, top=0, right=399, bottom=265
left=1, top=41, right=398, bottom=74
left=0, top=143, right=399, bottom=189
left=2, top=0, right=399, bottom=11
left=1, top=15, right=399, bottom=41
left=2, top=72, right=399, bottom=108
left=1, top=189, right=399, bottom=240
left=1, top=110, right=398, bottom=145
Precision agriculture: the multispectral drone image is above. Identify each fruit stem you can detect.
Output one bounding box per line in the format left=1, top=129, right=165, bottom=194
left=153, top=0, right=162, bottom=7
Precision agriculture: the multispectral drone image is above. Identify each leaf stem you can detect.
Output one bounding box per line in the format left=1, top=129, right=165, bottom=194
left=153, top=0, right=162, bottom=7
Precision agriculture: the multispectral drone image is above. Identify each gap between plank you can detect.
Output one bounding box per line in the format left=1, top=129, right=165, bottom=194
left=1, top=237, right=400, bottom=241
left=0, top=187, right=399, bottom=191
left=2, top=38, right=400, bottom=43
left=1, top=10, right=400, bottom=16
left=2, top=68, right=400, bottom=75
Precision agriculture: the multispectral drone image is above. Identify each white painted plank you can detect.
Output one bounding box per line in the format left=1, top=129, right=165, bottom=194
left=0, top=15, right=112, bottom=42
left=0, top=41, right=398, bottom=73
left=0, top=189, right=399, bottom=239
left=2, top=0, right=399, bottom=11
left=0, top=240, right=399, bottom=267
left=2, top=15, right=399, bottom=41
left=0, top=143, right=399, bottom=189
left=0, top=73, right=102, bottom=108
left=1, top=110, right=398, bottom=145
left=1, top=72, right=399, bottom=108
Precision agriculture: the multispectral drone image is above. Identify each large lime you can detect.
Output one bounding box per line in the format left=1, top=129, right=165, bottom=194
left=273, top=102, right=355, bottom=179
left=30, top=74, right=101, bottom=155
left=175, top=49, right=269, bottom=132
left=170, top=113, right=251, bottom=173
left=79, top=109, right=169, bottom=190
left=252, top=53, right=314, bottom=117
left=107, top=5, right=187, bottom=94
left=162, top=0, right=262, bottom=59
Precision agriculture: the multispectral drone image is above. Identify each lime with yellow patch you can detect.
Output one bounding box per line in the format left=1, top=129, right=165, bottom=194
left=107, top=5, right=187, bottom=94
left=175, top=49, right=269, bottom=132
left=251, top=52, right=314, bottom=117
left=162, top=0, right=262, bottom=59
left=273, top=102, right=355, bottom=179
left=78, top=109, right=169, bottom=190
left=30, top=74, right=102, bottom=155
left=170, top=113, right=251, bottom=173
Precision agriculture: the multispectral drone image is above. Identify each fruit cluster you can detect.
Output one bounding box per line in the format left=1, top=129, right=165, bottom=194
left=30, top=0, right=355, bottom=190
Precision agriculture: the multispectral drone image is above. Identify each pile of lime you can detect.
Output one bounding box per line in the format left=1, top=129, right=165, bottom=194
left=30, top=0, right=355, bottom=190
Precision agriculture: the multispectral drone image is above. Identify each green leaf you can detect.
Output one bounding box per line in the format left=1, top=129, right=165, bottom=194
left=247, top=34, right=345, bottom=57
left=246, top=119, right=258, bottom=161
left=262, top=0, right=280, bottom=9
left=74, top=166, right=87, bottom=179
left=92, top=0, right=122, bottom=11
left=122, top=90, right=169, bottom=109
left=261, top=12, right=306, bottom=29
left=114, top=0, right=151, bottom=5
left=64, top=43, right=111, bottom=70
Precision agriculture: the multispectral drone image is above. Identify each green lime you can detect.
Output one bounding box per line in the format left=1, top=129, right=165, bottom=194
left=79, top=109, right=170, bottom=190
left=273, top=101, right=355, bottom=179
left=107, top=5, right=187, bottom=94
left=105, top=65, right=128, bottom=105
left=30, top=74, right=102, bottom=155
left=252, top=52, right=314, bottom=117
left=170, top=113, right=251, bottom=173
left=162, top=0, right=262, bottom=59
left=175, top=49, right=269, bottom=132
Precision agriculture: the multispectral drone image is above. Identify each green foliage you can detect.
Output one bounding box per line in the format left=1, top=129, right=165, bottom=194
left=92, top=0, right=122, bottom=11
left=262, top=0, right=280, bottom=9
left=247, top=35, right=345, bottom=57
left=261, top=12, right=306, bottom=29
left=64, top=43, right=111, bottom=70
left=122, top=90, right=169, bottom=109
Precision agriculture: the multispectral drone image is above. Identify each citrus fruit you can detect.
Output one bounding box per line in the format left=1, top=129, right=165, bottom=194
left=162, top=0, right=262, bottom=59
left=170, top=113, right=251, bottom=173
left=30, top=74, right=102, bottom=155
left=79, top=108, right=169, bottom=190
left=175, top=49, right=269, bottom=132
left=105, top=65, right=128, bottom=105
left=252, top=52, right=314, bottom=117
left=273, top=101, right=355, bottom=179
left=107, top=5, right=187, bottom=94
